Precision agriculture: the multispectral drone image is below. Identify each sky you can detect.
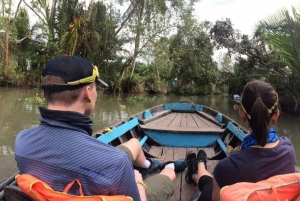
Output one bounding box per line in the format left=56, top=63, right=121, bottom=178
left=194, top=0, right=300, bottom=35
left=10, top=0, right=300, bottom=64
left=13, top=0, right=299, bottom=35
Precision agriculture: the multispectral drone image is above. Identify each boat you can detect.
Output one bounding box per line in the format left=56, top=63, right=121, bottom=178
left=0, top=101, right=248, bottom=201
left=233, top=94, right=241, bottom=104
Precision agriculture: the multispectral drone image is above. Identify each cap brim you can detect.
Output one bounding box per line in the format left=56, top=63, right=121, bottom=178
left=96, top=78, right=108, bottom=87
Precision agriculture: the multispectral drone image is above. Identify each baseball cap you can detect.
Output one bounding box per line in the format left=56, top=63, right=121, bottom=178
left=42, top=56, right=108, bottom=92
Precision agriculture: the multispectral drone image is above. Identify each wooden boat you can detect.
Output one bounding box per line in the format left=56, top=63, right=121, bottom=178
left=0, top=101, right=248, bottom=201
left=233, top=94, right=241, bottom=104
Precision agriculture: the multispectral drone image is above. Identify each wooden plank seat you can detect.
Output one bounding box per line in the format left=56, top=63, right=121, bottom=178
left=226, top=122, right=246, bottom=141
left=97, top=118, right=140, bottom=144
left=139, top=110, right=172, bottom=124
left=97, top=118, right=157, bottom=158
left=140, top=124, right=225, bottom=133
left=196, top=111, right=224, bottom=127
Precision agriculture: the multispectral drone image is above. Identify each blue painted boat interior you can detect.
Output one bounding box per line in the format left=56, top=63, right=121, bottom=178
left=164, top=103, right=204, bottom=111
left=143, top=110, right=152, bottom=119
left=144, top=131, right=220, bottom=147
left=226, top=122, right=246, bottom=141
left=98, top=118, right=139, bottom=144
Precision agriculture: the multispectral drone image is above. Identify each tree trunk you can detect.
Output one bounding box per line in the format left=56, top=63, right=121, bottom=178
left=155, top=64, right=160, bottom=79
left=3, top=30, right=9, bottom=77
left=113, top=56, right=133, bottom=92
left=130, top=1, right=144, bottom=77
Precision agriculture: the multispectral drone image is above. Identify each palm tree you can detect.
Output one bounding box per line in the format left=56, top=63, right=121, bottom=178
left=258, top=5, right=300, bottom=109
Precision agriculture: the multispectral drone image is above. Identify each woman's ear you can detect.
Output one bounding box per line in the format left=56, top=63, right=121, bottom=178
left=238, top=107, right=247, bottom=123
left=271, top=110, right=280, bottom=124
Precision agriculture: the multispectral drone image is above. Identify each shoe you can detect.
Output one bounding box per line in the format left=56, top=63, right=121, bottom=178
left=162, top=158, right=187, bottom=172
left=139, top=159, right=163, bottom=179
left=185, top=152, right=198, bottom=185
left=197, top=150, right=207, bottom=170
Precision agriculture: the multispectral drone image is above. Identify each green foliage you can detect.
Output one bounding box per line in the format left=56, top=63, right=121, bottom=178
left=258, top=6, right=300, bottom=101
left=121, top=75, right=142, bottom=93
left=169, top=19, right=219, bottom=95
left=126, top=95, right=156, bottom=103
left=25, top=93, right=46, bottom=105
left=135, top=63, right=152, bottom=76
left=144, top=75, right=165, bottom=93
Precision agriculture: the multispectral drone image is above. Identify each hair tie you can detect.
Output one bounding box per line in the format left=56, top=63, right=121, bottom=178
left=256, top=98, right=262, bottom=101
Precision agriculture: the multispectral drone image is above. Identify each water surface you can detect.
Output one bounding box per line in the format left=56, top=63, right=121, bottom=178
left=0, top=87, right=299, bottom=181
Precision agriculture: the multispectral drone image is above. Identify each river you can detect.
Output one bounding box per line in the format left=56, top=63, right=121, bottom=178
left=0, top=87, right=299, bottom=181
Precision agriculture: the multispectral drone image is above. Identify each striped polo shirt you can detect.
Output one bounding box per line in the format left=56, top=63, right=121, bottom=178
left=15, top=115, right=141, bottom=201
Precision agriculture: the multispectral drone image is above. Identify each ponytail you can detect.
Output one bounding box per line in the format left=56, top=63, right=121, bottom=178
left=249, top=99, right=271, bottom=147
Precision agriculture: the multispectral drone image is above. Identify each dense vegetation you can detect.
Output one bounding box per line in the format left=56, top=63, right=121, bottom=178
left=0, top=1, right=299, bottom=113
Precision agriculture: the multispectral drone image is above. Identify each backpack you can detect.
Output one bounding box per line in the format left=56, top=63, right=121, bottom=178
left=220, top=173, right=300, bottom=201
left=16, top=174, right=133, bottom=201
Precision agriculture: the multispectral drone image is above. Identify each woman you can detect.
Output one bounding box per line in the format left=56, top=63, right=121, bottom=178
left=185, top=80, right=296, bottom=201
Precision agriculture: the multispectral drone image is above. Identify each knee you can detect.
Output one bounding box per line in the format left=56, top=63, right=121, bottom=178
left=129, top=138, right=140, bottom=148
left=160, top=168, right=176, bottom=182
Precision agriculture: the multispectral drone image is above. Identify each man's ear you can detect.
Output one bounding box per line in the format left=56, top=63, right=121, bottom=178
left=238, top=107, right=247, bottom=123
left=82, top=85, right=91, bottom=99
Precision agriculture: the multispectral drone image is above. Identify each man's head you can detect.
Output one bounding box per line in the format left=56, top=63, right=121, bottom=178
left=42, top=56, right=108, bottom=114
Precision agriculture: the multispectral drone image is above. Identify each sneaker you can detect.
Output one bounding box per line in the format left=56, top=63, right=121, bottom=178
left=162, top=158, right=187, bottom=172
left=185, top=152, right=198, bottom=185
left=139, top=159, right=163, bottom=179
left=197, top=150, right=207, bottom=170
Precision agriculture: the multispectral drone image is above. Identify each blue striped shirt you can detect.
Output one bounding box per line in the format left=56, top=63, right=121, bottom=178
left=15, top=116, right=141, bottom=200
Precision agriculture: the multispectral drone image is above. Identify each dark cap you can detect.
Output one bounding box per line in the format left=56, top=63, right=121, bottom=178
left=42, top=56, right=108, bottom=92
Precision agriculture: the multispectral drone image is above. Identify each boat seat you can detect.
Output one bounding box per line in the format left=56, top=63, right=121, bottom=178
left=140, top=124, right=225, bottom=133
left=226, top=122, right=246, bottom=141
left=4, top=186, right=33, bottom=201
left=196, top=111, right=223, bottom=126
left=97, top=118, right=140, bottom=144
left=97, top=118, right=157, bottom=158
left=139, top=110, right=172, bottom=124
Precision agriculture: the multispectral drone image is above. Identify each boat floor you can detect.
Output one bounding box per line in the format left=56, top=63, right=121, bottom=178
left=148, top=146, right=219, bottom=201
left=142, top=112, right=224, bottom=132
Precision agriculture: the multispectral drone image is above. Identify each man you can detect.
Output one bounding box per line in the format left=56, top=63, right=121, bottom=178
left=15, top=56, right=186, bottom=201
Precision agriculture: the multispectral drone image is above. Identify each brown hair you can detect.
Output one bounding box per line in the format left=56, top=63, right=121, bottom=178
left=241, top=80, right=279, bottom=147
left=42, top=75, right=84, bottom=104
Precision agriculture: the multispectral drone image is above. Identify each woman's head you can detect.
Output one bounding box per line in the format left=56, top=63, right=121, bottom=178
left=240, top=80, right=279, bottom=146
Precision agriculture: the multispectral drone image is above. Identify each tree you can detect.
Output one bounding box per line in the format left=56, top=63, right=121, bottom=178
left=14, top=8, right=31, bottom=73
left=209, top=18, right=287, bottom=92
left=170, top=14, right=219, bottom=95
left=112, top=0, right=192, bottom=92
left=258, top=6, right=300, bottom=110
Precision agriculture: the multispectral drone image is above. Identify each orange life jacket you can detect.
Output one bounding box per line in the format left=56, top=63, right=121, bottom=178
left=16, top=174, right=133, bottom=201
left=220, top=173, right=300, bottom=201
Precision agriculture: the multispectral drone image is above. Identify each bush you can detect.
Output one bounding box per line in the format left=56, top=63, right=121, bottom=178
left=121, top=75, right=142, bottom=93
left=144, top=76, right=166, bottom=93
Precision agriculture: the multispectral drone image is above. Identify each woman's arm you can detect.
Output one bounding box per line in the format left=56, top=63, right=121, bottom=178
left=212, top=177, right=221, bottom=201
left=134, top=170, right=147, bottom=201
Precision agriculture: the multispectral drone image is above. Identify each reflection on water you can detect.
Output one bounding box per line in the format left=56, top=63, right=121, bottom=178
left=0, top=87, right=300, bottom=181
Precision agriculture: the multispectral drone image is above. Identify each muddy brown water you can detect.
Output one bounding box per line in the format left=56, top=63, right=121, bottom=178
left=0, top=87, right=299, bottom=181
